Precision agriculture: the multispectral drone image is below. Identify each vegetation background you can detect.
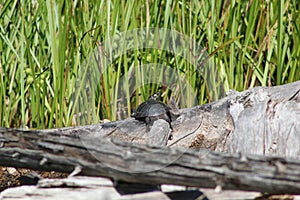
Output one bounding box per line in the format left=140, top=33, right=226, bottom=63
left=0, top=0, right=299, bottom=128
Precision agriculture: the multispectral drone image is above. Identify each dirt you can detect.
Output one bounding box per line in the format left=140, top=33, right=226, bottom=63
left=0, top=167, right=68, bottom=192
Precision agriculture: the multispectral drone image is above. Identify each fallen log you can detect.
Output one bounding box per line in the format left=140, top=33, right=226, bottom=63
left=1, top=175, right=268, bottom=200
left=1, top=127, right=300, bottom=194
left=0, top=81, right=300, bottom=196
left=29, top=81, right=300, bottom=157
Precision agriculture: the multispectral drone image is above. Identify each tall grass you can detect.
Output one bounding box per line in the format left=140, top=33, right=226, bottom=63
left=0, top=0, right=299, bottom=128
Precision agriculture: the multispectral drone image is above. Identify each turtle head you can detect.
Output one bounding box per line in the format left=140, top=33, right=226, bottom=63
left=149, top=92, right=160, bottom=100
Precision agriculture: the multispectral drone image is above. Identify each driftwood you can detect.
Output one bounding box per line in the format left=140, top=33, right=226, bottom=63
left=0, top=81, right=300, bottom=199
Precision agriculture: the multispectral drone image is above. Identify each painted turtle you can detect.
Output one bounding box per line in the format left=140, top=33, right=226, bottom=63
left=131, top=92, right=174, bottom=132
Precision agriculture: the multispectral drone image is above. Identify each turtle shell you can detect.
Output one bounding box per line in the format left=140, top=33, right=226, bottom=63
left=131, top=95, right=173, bottom=132
left=131, top=98, right=170, bottom=119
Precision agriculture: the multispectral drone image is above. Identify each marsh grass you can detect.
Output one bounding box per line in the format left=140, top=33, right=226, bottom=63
left=0, top=0, right=299, bottom=128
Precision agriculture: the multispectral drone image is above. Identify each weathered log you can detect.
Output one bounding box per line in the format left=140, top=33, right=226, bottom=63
left=225, top=81, right=300, bottom=157
left=0, top=127, right=300, bottom=194
left=0, top=81, right=300, bottom=196
left=0, top=176, right=209, bottom=200
left=32, top=81, right=300, bottom=158
left=1, top=176, right=297, bottom=200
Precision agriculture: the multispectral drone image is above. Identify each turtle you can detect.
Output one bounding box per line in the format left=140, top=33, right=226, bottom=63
left=131, top=92, right=175, bottom=132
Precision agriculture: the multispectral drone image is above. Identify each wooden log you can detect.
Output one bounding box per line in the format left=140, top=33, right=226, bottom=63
left=225, top=81, right=300, bottom=157
left=32, top=81, right=300, bottom=158
left=0, top=176, right=208, bottom=200
left=0, top=127, right=300, bottom=194
left=0, top=81, right=300, bottom=196
left=1, top=176, right=298, bottom=200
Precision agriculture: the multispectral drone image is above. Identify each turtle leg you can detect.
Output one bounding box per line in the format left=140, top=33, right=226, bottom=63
left=145, top=117, right=151, bottom=132
left=165, top=113, right=173, bottom=140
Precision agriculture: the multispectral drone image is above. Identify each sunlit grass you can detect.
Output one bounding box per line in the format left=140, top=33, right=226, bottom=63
left=0, top=0, right=299, bottom=128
